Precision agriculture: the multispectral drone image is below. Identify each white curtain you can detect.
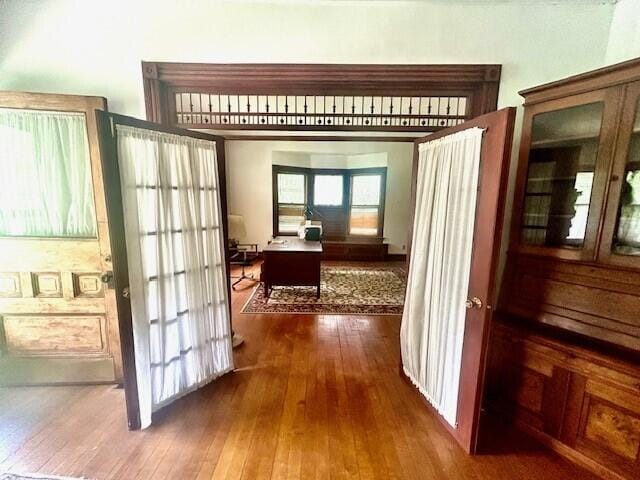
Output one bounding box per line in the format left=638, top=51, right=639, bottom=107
left=400, top=127, right=483, bottom=427
left=0, top=108, right=96, bottom=237
left=116, top=125, right=233, bottom=428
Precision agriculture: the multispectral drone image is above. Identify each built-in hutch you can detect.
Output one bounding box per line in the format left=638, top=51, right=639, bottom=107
left=487, top=58, right=640, bottom=480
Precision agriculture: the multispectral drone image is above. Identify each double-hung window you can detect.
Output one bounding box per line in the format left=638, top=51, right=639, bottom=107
left=349, top=173, right=384, bottom=236
left=275, top=171, right=306, bottom=234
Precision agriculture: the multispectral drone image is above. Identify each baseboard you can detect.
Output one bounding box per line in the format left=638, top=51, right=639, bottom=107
left=386, top=254, right=407, bottom=262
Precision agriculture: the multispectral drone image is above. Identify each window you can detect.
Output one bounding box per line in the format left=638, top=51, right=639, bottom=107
left=0, top=108, right=97, bottom=238
left=350, top=174, right=383, bottom=236
left=313, top=175, right=343, bottom=206
left=272, top=166, right=386, bottom=238
left=276, top=172, right=306, bottom=233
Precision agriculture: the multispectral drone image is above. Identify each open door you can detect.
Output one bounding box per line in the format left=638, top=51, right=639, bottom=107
left=403, top=107, right=516, bottom=453
left=0, top=92, right=122, bottom=385
left=96, top=111, right=233, bottom=429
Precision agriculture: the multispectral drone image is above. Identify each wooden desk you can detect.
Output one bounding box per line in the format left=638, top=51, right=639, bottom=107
left=262, top=237, right=322, bottom=298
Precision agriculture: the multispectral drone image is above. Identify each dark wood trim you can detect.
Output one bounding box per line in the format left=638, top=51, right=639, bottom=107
left=142, top=62, right=501, bottom=92
left=385, top=253, right=407, bottom=262
left=272, top=165, right=387, bottom=239
left=519, top=56, right=640, bottom=106
left=215, top=139, right=233, bottom=334
left=141, top=62, right=501, bottom=132
left=223, top=135, right=419, bottom=142
left=101, top=111, right=226, bottom=143
left=95, top=110, right=141, bottom=430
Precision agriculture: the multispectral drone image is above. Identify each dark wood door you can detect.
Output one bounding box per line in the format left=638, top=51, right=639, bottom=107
left=95, top=111, right=230, bottom=429
left=409, top=107, right=516, bottom=453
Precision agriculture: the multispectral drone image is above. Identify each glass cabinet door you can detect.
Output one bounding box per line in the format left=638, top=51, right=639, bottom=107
left=600, top=81, right=640, bottom=267
left=521, top=102, right=602, bottom=248
left=514, top=88, right=621, bottom=261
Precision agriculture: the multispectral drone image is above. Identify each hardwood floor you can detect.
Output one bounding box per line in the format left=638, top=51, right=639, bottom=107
left=0, top=263, right=598, bottom=479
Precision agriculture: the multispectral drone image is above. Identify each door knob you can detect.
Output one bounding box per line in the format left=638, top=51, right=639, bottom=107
left=465, top=296, right=483, bottom=309
left=100, top=272, right=113, bottom=284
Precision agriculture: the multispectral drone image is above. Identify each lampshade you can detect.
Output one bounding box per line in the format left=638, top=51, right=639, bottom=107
left=227, top=214, right=247, bottom=240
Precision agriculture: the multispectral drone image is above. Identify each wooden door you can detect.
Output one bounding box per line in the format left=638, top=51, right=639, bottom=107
left=408, top=107, right=516, bottom=453
left=96, top=111, right=230, bottom=430
left=0, top=92, right=122, bottom=385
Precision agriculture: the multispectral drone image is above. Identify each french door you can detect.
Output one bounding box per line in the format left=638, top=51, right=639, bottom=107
left=96, top=111, right=233, bottom=429
left=404, top=107, right=516, bottom=453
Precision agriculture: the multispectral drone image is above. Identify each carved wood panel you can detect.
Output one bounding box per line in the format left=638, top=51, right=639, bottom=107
left=32, top=272, right=63, bottom=298
left=500, top=253, right=640, bottom=352
left=487, top=320, right=640, bottom=480
left=2, top=315, right=106, bottom=354
left=0, top=273, right=21, bottom=298
left=73, top=273, right=104, bottom=298
left=581, top=399, right=640, bottom=461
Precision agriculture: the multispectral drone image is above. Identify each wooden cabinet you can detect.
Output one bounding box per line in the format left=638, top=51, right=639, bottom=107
left=494, top=58, right=640, bottom=479
left=487, top=321, right=640, bottom=480
left=502, top=58, right=640, bottom=352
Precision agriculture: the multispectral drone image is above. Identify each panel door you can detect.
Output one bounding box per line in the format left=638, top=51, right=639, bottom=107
left=409, top=107, right=516, bottom=453
left=0, top=92, right=122, bottom=385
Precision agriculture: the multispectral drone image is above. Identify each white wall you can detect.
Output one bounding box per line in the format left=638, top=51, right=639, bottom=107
left=0, top=0, right=621, bottom=274
left=605, top=0, right=640, bottom=64
left=0, top=0, right=615, bottom=114
left=226, top=140, right=413, bottom=253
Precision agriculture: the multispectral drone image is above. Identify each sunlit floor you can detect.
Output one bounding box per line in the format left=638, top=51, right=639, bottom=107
left=0, top=262, right=597, bottom=479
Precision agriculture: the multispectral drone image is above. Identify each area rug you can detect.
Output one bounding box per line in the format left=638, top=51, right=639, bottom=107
left=241, top=265, right=406, bottom=315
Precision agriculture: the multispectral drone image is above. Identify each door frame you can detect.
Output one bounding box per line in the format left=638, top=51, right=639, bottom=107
left=405, top=107, right=517, bottom=453
left=95, top=111, right=230, bottom=429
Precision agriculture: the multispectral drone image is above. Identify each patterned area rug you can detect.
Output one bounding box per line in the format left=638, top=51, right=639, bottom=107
left=242, top=264, right=406, bottom=315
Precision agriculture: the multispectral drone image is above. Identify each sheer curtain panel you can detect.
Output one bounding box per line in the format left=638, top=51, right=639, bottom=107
left=116, top=125, right=233, bottom=428
left=0, top=108, right=96, bottom=237
left=400, top=128, right=483, bottom=426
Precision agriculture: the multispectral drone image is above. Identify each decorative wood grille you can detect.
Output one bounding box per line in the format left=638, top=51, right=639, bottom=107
left=142, top=63, right=501, bottom=135
left=174, top=93, right=468, bottom=131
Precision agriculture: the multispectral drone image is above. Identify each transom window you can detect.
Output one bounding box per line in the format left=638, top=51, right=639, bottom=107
left=273, top=166, right=386, bottom=238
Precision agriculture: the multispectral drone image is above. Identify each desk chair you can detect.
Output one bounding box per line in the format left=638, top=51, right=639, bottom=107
left=228, top=215, right=259, bottom=290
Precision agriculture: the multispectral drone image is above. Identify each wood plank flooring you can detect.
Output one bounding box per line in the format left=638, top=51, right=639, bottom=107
left=0, top=263, right=598, bottom=479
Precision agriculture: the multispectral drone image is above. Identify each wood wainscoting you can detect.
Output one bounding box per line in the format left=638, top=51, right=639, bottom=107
left=500, top=253, right=640, bottom=353
left=486, top=319, right=640, bottom=480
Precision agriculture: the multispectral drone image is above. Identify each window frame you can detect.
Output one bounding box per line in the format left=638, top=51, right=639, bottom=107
left=272, top=165, right=386, bottom=239
left=348, top=168, right=387, bottom=237
left=272, top=165, right=309, bottom=237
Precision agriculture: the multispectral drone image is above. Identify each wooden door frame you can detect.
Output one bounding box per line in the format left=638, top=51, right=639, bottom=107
left=96, top=111, right=230, bottom=430
left=405, top=107, right=517, bottom=453
left=141, top=62, right=501, bottom=139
